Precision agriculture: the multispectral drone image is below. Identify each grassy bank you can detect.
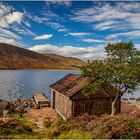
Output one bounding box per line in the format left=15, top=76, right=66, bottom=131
left=1, top=110, right=140, bottom=139
left=44, top=112, right=140, bottom=139
left=0, top=113, right=39, bottom=139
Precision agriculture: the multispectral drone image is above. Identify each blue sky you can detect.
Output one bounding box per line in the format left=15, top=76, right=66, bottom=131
left=0, top=1, right=140, bottom=60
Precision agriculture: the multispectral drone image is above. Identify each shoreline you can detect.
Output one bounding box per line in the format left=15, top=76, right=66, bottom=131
left=0, top=98, right=37, bottom=114
left=0, top=69, right=81, bottom=71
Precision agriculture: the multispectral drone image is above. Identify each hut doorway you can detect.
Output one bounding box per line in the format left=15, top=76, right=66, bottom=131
left=53, top=91, right=55, bottom=109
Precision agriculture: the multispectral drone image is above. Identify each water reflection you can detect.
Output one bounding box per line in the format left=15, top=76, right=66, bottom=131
left=0, top=70, right=139, bottom=101
left=0, top=70, right=80, bottom=101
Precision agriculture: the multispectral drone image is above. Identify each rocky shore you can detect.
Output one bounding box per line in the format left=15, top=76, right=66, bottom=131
left=0, top=98, right=37, bottom=115
left=1, top=97, right=140, bottom=116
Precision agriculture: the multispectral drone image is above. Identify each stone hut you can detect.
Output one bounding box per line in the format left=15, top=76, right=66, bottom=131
left=50, top=74, right=121, bottom=120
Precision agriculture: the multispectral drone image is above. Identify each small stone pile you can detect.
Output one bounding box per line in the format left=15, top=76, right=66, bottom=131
left=10, top=98, right=37, bottom=112
left=0, top=99, right=10, bottom=115
left=0, top=98, right=37, bottom=115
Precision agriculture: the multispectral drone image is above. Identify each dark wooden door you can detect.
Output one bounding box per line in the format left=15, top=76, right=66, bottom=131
left=73, top=100, right=86, bottom=117
left=53, top=91, right=55, bottom=109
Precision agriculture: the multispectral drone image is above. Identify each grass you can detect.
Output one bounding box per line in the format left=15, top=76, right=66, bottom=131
left=1, top=110, right=140, bottom=139
left=0, top=112, right=42, bottom=139
left=0, top=119, right=33, bottom=139
left=56, top=129, right=92, bottom=139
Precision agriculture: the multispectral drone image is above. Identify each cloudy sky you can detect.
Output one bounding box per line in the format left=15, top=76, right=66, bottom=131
left=0, top=1, right=140, bottom=60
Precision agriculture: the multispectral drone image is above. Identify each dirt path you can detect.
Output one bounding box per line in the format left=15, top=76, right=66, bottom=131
left=33, top=118, right=45, bottom=132
left=25, top=107, right=57, bottom=132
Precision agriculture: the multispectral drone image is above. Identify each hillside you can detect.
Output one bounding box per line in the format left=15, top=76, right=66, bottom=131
left=43, top=54, right=84, bottom=69
left=0, top=43, right=84, bottom=70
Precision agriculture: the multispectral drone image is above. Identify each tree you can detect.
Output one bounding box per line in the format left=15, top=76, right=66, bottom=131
left=105, top=41, right=136, bottom=63
left=81, top=41, right=140, bottom=116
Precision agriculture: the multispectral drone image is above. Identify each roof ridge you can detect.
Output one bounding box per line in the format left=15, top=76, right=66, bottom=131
left=50, top=73, right=80, bottom=87
left=57, top=75, right=82, bottom=94
left=66, top=77, right=86, bottom=97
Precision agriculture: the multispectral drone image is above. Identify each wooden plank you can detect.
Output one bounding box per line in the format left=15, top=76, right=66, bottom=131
left=34, top=92, right=48, bottom=102
left=54, top=90, right=72, bottom=120
left=33, top=92, right=49, bottom=107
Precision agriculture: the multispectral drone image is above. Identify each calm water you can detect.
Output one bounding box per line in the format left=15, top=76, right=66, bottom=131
left=0, top=70, right=80, bottom=101
left=0, top=70, right=139, bottom=101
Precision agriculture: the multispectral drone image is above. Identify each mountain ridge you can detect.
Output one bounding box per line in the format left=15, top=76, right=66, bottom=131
left=0, top=43, right=84, bottom=70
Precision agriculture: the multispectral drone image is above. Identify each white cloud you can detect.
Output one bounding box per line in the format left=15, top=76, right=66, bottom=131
left=0, top=3, right=12, bottom=27
left=0, top=3, right=24, bottom=48
left=0, top=36, right=22, bottom=47
left=22, top=20, right=31, bottom=27
left=106, top=34, right=118, bottom=40
left=0, top=27, right=21, bottom=40
left=0, top=3, right=23, bottom=28
left=69, top=32, right=90, bottom=37
left=25, top=11, right=65, bottom=31
left=115, top=30, right=140, bottom=39
left=31, top=15, right=47, bottom=24
left=82, top=39, right=106, bottom=43
left=47, top=21, right=63, bottom=30
left=0, top=19, right=8, bottom=28
left=71, top=2, right=132, bottom=23
left=24, top=7, right=67, bottom=31
left=0, top=3, right=35, bottom=38
left=71, top=2, right=140, bottom=38
left=58, top=28, right=68, bottom=32
left=34, top=34, right=53, bottom=40
left=0, top=3, right=11, bottom=14
left=6, top=12, right=23, bottom=24
left=29, top=44, right=105, bottom=60
left=45, top=1, right=72, bottom=7
left=10, top=25, right=36, bottom=37
left=25, top=28, right=36, bottom=37
left=94, top=21, right=119, bottom=31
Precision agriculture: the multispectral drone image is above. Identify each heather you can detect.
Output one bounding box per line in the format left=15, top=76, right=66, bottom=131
left=45, top=111, right=140, bottom=139
left=1, top=110, right=140, bottom=139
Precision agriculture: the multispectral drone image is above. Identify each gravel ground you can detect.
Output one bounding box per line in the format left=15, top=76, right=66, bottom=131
left=121, top=102, right=140, bottom=114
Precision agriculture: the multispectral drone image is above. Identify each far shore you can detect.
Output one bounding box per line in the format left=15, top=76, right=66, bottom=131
left=0, top=69, right=81, bottom=71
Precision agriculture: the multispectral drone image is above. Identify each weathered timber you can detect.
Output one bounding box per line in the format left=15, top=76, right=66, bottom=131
left=136, top=97, right=140, bottom=101
left=50, top=74, right=121, bottom=120
left=33, top=92, right=50, bottom=108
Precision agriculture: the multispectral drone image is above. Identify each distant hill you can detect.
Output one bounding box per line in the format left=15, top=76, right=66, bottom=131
left=0, top=43, right=85, bottom=70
